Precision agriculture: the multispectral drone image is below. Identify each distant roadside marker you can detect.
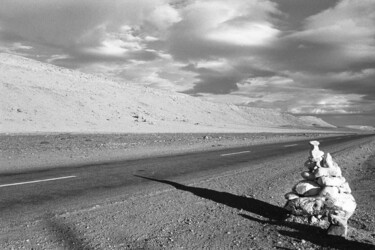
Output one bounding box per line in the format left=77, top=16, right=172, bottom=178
left=0, top=175, right=77, bottom=188
left=221, top=151, right=250, bottom=157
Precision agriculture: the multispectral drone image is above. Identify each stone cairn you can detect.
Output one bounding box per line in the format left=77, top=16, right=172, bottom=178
left=284, top=141, right=356, bottom=237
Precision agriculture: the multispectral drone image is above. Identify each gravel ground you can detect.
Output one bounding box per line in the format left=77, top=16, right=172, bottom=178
left=0, top=133, right=374, bottom=249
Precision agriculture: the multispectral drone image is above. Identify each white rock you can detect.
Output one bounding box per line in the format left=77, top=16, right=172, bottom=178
left=317, top=153, right=342, bottom=177
left=314, top=165, right=342, bottom=178
left=319, top=186, right=340, bottom=199
left=339, top=182, right=352, bottom=194
left=317, top=176, right=346, bottom=187
left=320, top=189, right=356, bottom=218
left=293, top=181, right=322, bottom=196
left=331, top=193, right=357, bottom=217
left=285, top=192, right=300, bottom=200
left=309, top=141, right=324, bottom=164
left=314, top=167, right=330, bottom=178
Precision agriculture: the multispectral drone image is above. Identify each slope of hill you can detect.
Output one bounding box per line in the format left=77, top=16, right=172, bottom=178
left=297, top=116, right=336, bottom=128
left=0, top=53, right=335, bottom=133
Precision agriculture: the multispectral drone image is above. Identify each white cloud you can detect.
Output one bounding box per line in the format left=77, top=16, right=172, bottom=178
left=206, top=22, right=279, bottom=46
left=289, top=0, right=375, bottom=59
left=83, top=39, right=129, bottom=57
left=147, top=5, right=181, bottom=30
left=12, top=42, right=32, bottom=50
left=195, top=59, right=229, bottom=71
left=173, top=0, right=279, bottom=46
left=240, top=76, right=294, bottom=87
left=328, top=69, right=375, bottom=82
left=144, top=36, right=159, bottom=42
left=288, top=94, right=363, bottom=114
left=233, top=76, right=296, bottom=101
left=166, top=0, right=282, bottom=95
left=168, top=0, right=280, bottom=59
left=0, top=0, right=174, bottom=49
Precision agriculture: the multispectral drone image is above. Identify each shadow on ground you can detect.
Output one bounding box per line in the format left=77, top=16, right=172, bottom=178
left=135, top=175, right=375, bottom=250
left=44, top=215, right=93, bottom=250
left=241, top=214, right=375, bottom=250
left=135, top=175, right=288, bottom=221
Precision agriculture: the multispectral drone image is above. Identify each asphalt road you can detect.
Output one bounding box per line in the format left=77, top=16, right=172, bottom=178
left=0, top=133, right=372, bottom=223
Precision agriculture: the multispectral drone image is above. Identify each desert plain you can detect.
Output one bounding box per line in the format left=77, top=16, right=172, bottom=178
left=1, top=53, right=375, bottom=249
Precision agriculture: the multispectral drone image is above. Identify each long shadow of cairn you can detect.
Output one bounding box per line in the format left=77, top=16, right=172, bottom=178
left=135, top=175, right=288, bottom=221
left=135, top=175, right=375, bottom=250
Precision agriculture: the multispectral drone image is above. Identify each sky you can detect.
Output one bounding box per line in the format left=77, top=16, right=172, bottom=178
left=0, top=0, right=374, bottom=127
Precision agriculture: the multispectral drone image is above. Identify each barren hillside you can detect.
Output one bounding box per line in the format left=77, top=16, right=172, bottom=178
left=345, top=125, right=375, bottom=131
left=0, top=53, right=335, bottom=133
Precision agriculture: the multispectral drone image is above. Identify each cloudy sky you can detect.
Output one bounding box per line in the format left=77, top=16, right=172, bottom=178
left=1, top=0, right=374, bottom=127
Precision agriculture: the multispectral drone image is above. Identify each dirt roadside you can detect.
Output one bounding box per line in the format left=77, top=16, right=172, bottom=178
left=0, top=134, right=374, bottom=249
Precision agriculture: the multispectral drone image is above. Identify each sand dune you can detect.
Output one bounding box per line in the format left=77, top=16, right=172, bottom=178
left=0, top=53, right=335, bottom=133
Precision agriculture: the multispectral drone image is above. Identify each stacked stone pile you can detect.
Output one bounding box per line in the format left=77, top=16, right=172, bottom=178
left=284, top=141, right=356, bottom=237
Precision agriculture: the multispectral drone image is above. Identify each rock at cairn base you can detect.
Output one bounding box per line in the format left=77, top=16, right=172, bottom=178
left=284, top=140, right=356, bottom=237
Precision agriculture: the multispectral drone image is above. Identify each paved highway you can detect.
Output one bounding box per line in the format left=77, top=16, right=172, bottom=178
left=0, top=134, right=372, bottom=223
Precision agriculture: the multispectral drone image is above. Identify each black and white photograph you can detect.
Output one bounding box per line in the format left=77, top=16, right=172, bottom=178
left=1, top=0, right=374, bottom=249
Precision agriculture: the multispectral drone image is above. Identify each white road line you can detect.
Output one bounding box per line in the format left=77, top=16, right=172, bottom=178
left=0, top=175, right=77, bottom=188
left=284, top=144, right=299, bottom=147
left=221, top=151, right=250, bottom=157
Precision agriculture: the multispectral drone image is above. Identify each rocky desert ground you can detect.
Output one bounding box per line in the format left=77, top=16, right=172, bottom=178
left=1, top=53, right=374, bottom=249
left=0, top=133, right=374, bottom=249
